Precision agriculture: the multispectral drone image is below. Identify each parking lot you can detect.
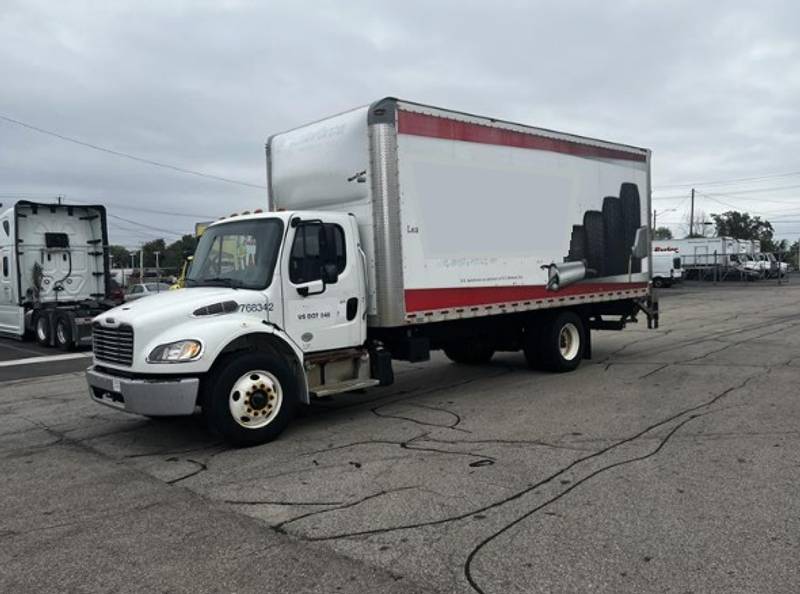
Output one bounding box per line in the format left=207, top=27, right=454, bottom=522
left=2, top=282, right=799, bottom=593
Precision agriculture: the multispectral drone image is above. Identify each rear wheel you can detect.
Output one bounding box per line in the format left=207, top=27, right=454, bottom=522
left=33, top=313, right=50, bottom=347
left=53, top=314, right=74, bottom=351
left=653, top=277, right=664, bottom=288
left=443, top=338, right=495, bottom=365
left=533, top=312, right=585, bottom=373
left=204, top=352, right=298, bottom=447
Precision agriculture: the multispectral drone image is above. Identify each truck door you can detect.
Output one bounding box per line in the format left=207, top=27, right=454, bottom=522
left=0, top=243, right=22, bottom=334
left=281, top=217, right=366, bottom=353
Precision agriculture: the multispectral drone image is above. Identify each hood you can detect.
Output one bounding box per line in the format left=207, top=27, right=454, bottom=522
left=95, top=287, right=264, bottom=327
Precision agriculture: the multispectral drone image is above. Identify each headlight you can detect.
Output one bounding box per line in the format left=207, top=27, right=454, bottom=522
left=147, top=340, right=203, bottom=363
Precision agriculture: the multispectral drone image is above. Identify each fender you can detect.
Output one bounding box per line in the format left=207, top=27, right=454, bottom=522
left=210, top=321, right=310, bottom=404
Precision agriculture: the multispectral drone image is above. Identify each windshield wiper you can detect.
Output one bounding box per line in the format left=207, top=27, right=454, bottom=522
left=187, top=277, right=242, bottom=289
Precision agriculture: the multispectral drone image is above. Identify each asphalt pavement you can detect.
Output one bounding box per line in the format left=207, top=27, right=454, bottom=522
left=0, top=338, right=90, bottom=381
left=1, top=281, right=799, bottom=593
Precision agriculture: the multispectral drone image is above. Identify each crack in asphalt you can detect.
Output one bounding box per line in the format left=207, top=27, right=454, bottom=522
left=309, top=367, right=515, bottom=418
left=371, top=402, right=471, bottom=433
left=421, top=436, right=592, bottom=453
left=165, top=458, right=209, bottom=485
left=461, top=370, right=766, bottom=594
left=224, top=498, right=346, bottom=507
left=464, top=412, right=705, bottom=593
left=291, top=370, right=764, bottom=545
left=632, top=318, right=800, bottom=380
left=605, top=311, right=800, bottom=365
left=274, top=486, right=420, bottom=532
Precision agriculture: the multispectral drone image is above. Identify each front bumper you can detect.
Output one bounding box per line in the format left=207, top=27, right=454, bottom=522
left=86, top=366, right=199, bottom=416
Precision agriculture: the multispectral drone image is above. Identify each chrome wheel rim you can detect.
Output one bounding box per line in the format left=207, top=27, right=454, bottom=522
left=56, top=322, right=66, bottom=345
left=559, top=323, right=580, bottom=361
left=229, top=370, right=282, bottom=429
left=36, top=319, right=48, bottom=342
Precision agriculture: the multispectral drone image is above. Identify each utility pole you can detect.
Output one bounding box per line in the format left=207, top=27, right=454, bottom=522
left=154, top=251, right=161, bottom=283
left=689, top=188, right=695, bottom=237
left=653, top=209, right=657, bottom=229
left=139, top=247, right=144, bottom=285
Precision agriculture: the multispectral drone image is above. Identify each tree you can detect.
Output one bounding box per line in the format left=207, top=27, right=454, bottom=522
left=687, top=209, right=711, bottom=238
left=141, top=238, right=166, bottom=268
left=789, top=241, right=800, bottom=269
left=710, top=211, right=774, bottom=250
left=653, top=227, right=673, bottom=240
left=164, top=234, right=199, bottom=269
left=109, top=245, right=130, bottom=268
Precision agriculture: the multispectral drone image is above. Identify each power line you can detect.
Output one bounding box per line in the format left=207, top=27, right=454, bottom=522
left=655, top=170, right=800, bottom=190
left=67, top=196, right=216, bottom=219
left=107, top=212, right=186, bottom=236
left=0, top=113, right=267, bottom=190
left=701, top=183, right=800, bottom=196
left=0, top=192, right=222, bottom=219
left=703, top=190, right=800, bottom=205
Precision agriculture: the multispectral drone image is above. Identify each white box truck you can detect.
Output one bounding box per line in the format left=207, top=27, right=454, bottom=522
left=0, top=201, right=113, bottom=348
left=86, top=98, right=657, bottom=446
left=652, top=237, right=740, bottom=269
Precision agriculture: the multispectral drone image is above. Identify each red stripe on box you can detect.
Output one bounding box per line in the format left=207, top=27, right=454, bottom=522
left=404, top=283, right=649, bottom=313
left=397, top=110, right=647, bottom=162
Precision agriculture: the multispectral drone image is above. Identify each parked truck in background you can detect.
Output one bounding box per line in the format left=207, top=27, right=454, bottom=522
left=0, top=200, right=114, bottom=349
left=653, top=237, right=739, bottom=269
left=86, top=98, right=657, bottom=446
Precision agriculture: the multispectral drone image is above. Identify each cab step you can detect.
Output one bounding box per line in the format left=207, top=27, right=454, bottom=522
left=311, top=378, right=380, bottom=398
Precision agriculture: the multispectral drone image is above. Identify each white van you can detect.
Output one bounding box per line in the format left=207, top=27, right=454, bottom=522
left=652, top=250, right=682, bottom=288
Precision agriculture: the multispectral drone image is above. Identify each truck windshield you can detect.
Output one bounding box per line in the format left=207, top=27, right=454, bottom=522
left=186, top=218, right=284, bottom=290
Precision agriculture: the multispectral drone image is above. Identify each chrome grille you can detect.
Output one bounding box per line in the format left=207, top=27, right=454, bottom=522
left=92, top=323, right=134, bottom=366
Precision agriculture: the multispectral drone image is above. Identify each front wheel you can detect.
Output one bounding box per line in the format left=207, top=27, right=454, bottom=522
left=204, top=352, right=298, bottom=447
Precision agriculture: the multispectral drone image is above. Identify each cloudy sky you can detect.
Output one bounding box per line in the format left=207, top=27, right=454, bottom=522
left=1, top=0, right=798, bottom=246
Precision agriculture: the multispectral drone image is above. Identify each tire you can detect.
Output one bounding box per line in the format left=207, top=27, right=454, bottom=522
left=602, top=197, right=626, bottom=275
left=567, top=224, right=586, bottom=262
left=443, top=338, right=495, bottom=365
left=620, top=183, right=642, bottom=273
left=53, top=314, right=75, bottom=351
left=204, top=351, right=298, bottom=447
left=653, top=277, right=664, bottom=288
left=535, top=311, right=585, bottom=373
left=33, top=313, right=51, bottom=347
left=583, top=211, right=606, bottom=277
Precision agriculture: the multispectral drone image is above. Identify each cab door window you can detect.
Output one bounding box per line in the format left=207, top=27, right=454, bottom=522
left=289, top=223, right=345, bottom=284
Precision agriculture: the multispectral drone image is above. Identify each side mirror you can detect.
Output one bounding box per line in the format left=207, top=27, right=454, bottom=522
left=631, top=227, right=649, bottom=259
left=296, top=279, right=325, bottom=297
left=322, top=262, right=339, bottom=284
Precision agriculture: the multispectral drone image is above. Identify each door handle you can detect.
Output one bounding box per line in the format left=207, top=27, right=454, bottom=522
left=346, top=297, right=358, bottom=321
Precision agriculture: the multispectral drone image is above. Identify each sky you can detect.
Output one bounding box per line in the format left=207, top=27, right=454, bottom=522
left=1, top=0, right=798, bottom=246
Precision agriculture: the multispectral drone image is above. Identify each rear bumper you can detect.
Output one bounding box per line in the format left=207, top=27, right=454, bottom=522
left=86, top=366, right=199, bottom=416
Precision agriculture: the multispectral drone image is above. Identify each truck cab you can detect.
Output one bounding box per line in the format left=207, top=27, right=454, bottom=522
left=87, top=210, right=377, bottom=446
